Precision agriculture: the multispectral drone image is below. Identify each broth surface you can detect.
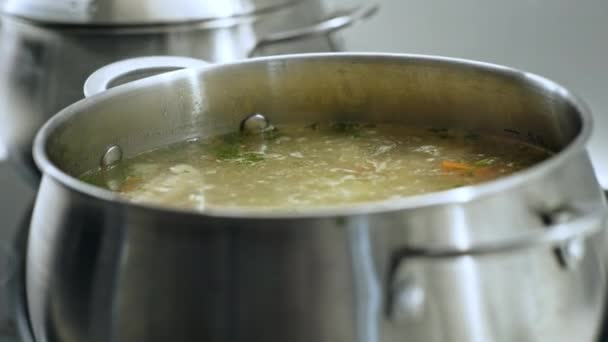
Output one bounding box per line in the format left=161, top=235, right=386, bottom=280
left=81, top=123, right=551, bottom=210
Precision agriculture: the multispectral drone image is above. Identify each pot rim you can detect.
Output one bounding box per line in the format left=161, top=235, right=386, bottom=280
left=33, top=52, right=595, bottom=219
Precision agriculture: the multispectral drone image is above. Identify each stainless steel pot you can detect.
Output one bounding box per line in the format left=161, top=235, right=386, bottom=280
left=0, top=0, right=377, bottom=185
left=1, top=0, right=299, bottom=25
left=28, top=53, right=607, bottom=342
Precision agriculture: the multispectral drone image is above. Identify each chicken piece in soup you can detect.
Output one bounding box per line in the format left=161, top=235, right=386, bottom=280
left=80, top=123, right=551, bottom=211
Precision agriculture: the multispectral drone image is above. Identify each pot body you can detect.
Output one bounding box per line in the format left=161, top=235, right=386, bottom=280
left=0, top=0, right=375, bottom=185
left=28, top=54, right=608, bottom=342
left=1, top=0, right=298, bottom=25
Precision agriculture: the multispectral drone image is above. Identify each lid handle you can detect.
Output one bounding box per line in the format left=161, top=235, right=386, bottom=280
left=249, top=1, right=379, bottom=57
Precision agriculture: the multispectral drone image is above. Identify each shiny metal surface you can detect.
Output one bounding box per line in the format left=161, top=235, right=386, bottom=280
left=1, top=0, right=298, bottom=25
left=240, top=113, right=272, bottom=133
left=28, top=53, right=608, bottom=342
left=83, top=56, right=211, bottom=97
left=0, top=0, right=376, bottom=185
left=249, top=2, right=377, bottom=57
left=99, top=145, right=122, bottom=169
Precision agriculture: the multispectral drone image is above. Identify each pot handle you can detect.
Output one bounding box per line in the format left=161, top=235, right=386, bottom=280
left=83, top=56, right=211, bottom=97
left=388, top=205, right=606, bottom=259
left=248, top=1, right=379, bottom=57
left=384, top=205, right=606, bottom=320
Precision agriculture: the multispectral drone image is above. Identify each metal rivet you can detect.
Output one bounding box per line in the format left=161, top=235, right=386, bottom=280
left=551, top=210, right=575, bottom=225
left=547, top=208, right=586, bottom=270
left=240, top=113, right=271, bottom=133
left=101, top=145, right=122, bottom=168
left=560, top=238, right=585, bottom=269
left=391, top=277, right=426, bottom=321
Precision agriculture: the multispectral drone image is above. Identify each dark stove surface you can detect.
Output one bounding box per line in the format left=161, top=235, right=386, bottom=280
left=0, top=162, right=33, bottom=342
left=0, top=194, right=33, bottom=342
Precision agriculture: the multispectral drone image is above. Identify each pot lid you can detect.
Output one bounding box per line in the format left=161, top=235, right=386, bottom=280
left=0, top=0, right=301, bottom=25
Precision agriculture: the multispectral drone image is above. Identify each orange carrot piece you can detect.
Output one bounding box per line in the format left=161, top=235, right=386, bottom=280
left=120, top=177, right=141, bottom=192
left=441, top=160, right=474, bottom=171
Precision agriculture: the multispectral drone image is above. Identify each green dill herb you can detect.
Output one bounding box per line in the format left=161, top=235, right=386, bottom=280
left=215, top=143, right=241, bottom=160
left=331, top=122, right=358, bottom=132
left=330, top=122, right=363, bottom=137
left=307, top=122, right=321, bottom=130
left=214, top=132, right=265, bottom=165
left=214, top=132, right=244, bottom=160
left=428, top=127, right=453, bottom=139
left=215, top=147, right=265, bottom=165
left=474, top=158, right=495, bottom=166
left=222, top=132, right=243, bottom=144
left=240, top=152, right=265, bottom=164
left=464, top=132, right=480, bottom=140
left=427, top=127, right=448, bottom=133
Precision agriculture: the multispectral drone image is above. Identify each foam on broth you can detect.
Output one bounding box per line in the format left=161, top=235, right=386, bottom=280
left=80, top=123, right=551, bottom=210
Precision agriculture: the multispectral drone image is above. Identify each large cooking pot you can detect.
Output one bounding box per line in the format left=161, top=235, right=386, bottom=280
left=0, top=0, right=377, bottom=185
left=28, top=53, right=607, bottom=342
left=2, top=0, right=299, bottom=25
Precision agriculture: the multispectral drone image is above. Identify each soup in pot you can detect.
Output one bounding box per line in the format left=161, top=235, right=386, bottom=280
left=80, top=123, right=551, bottom=210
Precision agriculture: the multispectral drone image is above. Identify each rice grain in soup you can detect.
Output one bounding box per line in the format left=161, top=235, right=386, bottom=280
left=80, top=123, right=552, bottom=211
